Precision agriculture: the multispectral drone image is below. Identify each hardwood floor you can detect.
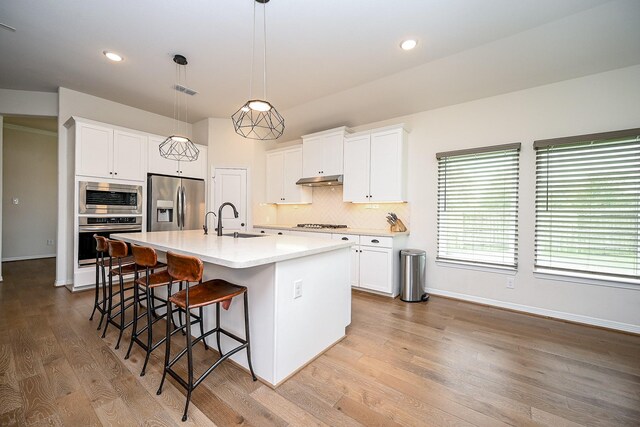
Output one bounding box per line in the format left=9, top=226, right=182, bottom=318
left=1, top=258, right=639, bottom=426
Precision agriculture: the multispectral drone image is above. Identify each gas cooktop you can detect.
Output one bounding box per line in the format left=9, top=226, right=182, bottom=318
left=296, top=223, right=348, bottom=229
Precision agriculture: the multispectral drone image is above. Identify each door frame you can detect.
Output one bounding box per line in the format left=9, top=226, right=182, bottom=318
left=210, top=166, right=251, bottom=231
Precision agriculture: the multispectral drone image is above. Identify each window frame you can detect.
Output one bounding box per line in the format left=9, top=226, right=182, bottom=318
left=436, top=142, right=521, bottom=270
left=533, top=128, right=640, bottom=283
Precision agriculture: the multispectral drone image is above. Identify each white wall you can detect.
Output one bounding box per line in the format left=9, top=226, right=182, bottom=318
left=2, top=125, right=57, bottom=260
left=203, top=118, right=277, bottom=226
left=56, top=87, right=193, bottom=286
left=340, top=64, right=640, bottom=332
left=0, top=89, right=58, bottom=117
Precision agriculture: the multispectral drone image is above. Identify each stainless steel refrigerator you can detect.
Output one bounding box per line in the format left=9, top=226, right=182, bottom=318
left=147, top=174, right=205, bottom=232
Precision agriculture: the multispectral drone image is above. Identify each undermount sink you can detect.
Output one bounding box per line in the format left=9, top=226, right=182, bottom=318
left=221, top=232, right=265, bottom=239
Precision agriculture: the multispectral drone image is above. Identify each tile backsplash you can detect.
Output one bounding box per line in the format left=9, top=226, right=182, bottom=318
left=272, top=186, right=410, bottom=230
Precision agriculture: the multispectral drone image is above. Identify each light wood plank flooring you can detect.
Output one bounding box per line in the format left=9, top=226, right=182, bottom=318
left=1, top=258, right=639, bottom=426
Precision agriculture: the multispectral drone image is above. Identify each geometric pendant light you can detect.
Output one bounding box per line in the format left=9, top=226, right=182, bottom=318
left=232, top=0, right=284, bottom=140
left=160, top=54, right=200, bottom=161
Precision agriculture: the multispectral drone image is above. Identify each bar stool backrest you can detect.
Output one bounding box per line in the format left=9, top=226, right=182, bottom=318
left=108, top=240, right=128, bottom=258
left=131, top=244, right=157, bottom=267
left=166, top=251, right=203, bottom=283
left=94, top=234, right=108, bottom=253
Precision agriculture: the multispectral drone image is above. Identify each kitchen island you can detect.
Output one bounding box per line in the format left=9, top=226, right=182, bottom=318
left=112, top=230, right=352, bottom=387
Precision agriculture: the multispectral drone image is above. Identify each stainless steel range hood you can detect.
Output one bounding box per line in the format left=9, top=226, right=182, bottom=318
left=295, top=175, right=343, bottom=187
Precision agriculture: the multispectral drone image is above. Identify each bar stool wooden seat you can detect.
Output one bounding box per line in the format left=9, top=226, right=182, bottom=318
left=89, top=235, right=135, bottom=330
left=124, top=244, right=173, bottom=376
left=157, top=251, right=256, bottom=422
left=101, top=239, right=148, bottom=349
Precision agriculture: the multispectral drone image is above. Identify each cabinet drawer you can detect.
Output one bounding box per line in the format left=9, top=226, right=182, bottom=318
left=360, top=235, right=392, bottom=248
left=332, top=234, right=360, bottom=244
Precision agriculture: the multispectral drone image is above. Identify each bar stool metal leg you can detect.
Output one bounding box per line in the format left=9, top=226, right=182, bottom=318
left=244, top=292, right=257, bottom=381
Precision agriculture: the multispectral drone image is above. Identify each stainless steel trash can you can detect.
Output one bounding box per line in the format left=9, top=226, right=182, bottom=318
left=400, top=249, right=429, bottom=302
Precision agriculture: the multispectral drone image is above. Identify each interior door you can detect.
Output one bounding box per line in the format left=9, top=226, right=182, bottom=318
left=212, top=168, right=247, bottom=232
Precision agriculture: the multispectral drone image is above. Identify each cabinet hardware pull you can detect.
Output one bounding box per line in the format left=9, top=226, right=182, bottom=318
left=278, top=232, right=283, bottom=235
left=341, top=237, right=348, bottom=240
left=371, top=239, right=379, bottom=243
left=114, top=172, right=118, bottom=175
left=241, top=223, right=245, bottom=227
left=260, top=230, right=265, bottom=233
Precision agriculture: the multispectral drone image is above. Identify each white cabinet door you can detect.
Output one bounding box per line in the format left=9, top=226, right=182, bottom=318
left=359, top=246, right=393, bottom=293
left=282, top=148, right=304, bottom=202
left=343, top=134, right=370, bottom=203
left=302, top=137, right=324, bottom=177
left=266, top=152, right=284, bottom=203
left=370, top=129, right=403, bottom=202
left=148, top=136, right=179, bottom=176
left=76, top=123, right=113, bottom=178
left=322, top=133, right=344, bottom=176
left=350, top=246, right=360, bottom=288
left=178, top=145, right=207, bottom=179
left=113, top=130, right=146, bottom=181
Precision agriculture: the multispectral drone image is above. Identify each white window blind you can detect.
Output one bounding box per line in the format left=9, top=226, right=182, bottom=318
left=534, top=129, right=640, bottom=281
left=437, top=143, right=520, bottom=269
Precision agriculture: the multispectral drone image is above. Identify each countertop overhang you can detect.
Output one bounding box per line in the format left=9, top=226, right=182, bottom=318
left=111, top=230, right=353, bottom=269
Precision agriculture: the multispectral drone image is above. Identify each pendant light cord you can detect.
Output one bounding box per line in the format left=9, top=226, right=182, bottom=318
left=173, top=62, right=178, bottom=135
left=263, top=0, right=267, bottom=101
left=249, top=0, right=256, bottom=99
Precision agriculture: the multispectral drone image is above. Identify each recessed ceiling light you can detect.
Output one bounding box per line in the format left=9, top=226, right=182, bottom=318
left=103, top=51, right=123, bottom=62
left=400, top=39, right=418, bottom=51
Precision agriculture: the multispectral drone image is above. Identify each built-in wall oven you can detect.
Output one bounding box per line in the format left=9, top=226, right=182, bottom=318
left=79, top=181, right=143, bottom=215
left=77, top=217, right=142, bottom=266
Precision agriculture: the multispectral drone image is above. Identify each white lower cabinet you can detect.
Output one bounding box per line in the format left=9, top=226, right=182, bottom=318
left=333, top=233, right=406, bottom=297
left=358, top=246, right=393, bottom=293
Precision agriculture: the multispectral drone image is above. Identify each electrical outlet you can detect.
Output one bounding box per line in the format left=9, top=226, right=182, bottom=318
left=506, top=277, right=515, bottom=289
left=293, top=280, right=303, bottom=299
left=46, top=239, right=54, bottom=246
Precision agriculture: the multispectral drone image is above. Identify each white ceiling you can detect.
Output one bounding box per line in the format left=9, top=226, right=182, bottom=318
left=1, top=0, right=639, bottom=139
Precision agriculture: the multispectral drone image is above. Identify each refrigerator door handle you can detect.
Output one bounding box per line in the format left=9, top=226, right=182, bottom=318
left=176, top=186, right=182, bottom=228
left=181, top=185, right=186, bottom=230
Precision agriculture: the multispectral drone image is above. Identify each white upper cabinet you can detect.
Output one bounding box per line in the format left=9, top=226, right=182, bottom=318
left=343, top=134, right=371, bottom=203
left=76, top=122, right=113, bottom=179
left=266, top=146, right=312, bottom=204
left=343, top=125, right=407, bottom=203
left=113, top=130, right=146, bottom=181
left=75, top=121, right=146, bottom=182
left=148, top=136, right=207, bottom=179
left=301, top=127, right=349, bottom=177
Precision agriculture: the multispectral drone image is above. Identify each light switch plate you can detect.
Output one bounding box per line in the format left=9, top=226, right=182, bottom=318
left=506, top=277, right=515, bottom=289
left=293, top=280, right=302, bottom=299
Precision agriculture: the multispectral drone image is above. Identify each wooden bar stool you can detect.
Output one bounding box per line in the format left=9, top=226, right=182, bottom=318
left=90, top=235, right=134, bottom=330
left=156, top=251, right=256, bottom=422
left=101, top=239, right=142, bottom=349
left=124, top=244, right=172, bottom=376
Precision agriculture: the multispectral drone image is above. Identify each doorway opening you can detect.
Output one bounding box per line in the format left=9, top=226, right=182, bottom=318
left=1, top=115, right=58, bottom=282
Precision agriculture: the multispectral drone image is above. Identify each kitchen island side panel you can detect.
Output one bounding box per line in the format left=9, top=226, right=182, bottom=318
left=200, top=262, right=277, bottom=384
left=274, top=247, right=351, bottom=384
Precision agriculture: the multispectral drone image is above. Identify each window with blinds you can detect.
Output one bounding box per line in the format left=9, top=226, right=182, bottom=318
left=534, top=129, right=640, bottom=282
left=437, top=143, right=520, bottom=269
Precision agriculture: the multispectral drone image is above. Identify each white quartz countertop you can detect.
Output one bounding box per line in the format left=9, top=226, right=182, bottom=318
left=111, top=230, right=353, bottom=269
left=254, top=224, right=409, bottom=237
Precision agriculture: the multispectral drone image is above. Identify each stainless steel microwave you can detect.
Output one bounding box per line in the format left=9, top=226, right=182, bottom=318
left=79, top=181, right=143, bottom=215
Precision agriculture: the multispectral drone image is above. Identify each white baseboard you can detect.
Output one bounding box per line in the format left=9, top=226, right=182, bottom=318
left=0, top=276, right=3, bottom=282
left=2, top=254, right=56, bottom=262
left=55, top=278, right=73, bottom=287
left=426, top=287, right=640, bottom=335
